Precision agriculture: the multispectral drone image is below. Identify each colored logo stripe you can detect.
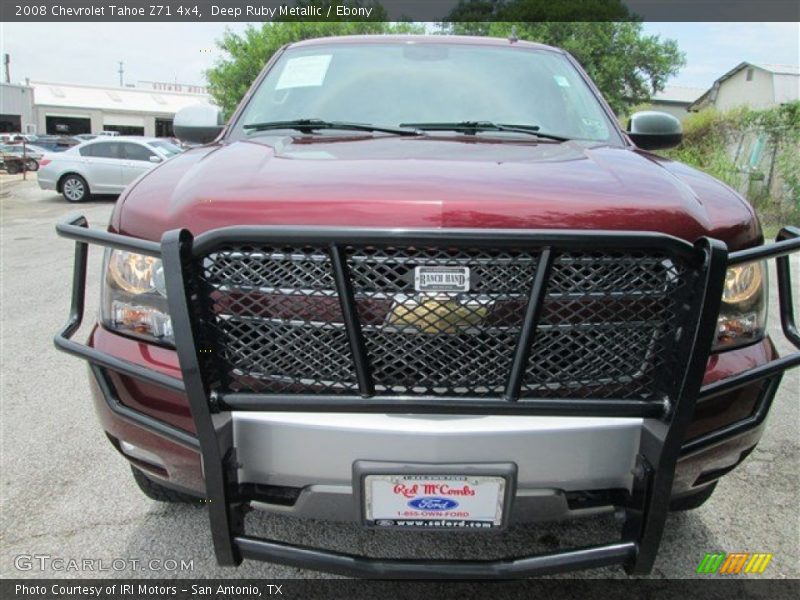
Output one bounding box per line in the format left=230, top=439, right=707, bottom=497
left=720, top=553, right=750, bottom=574
left=744, top=553, right=773, bottom=574
left=697, top=552, right=773, bottom=574
left=697, top=553, right=726, bottom=574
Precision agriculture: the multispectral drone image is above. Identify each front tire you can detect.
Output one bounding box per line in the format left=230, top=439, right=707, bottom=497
left=25, top=158, right=39, bottom=171
left=61, top=174, right=89, bottom=202
left=131, top=466, right=203, bottom=504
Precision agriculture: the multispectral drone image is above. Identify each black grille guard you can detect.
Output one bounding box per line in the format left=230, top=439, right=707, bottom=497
left=54, top=215, right=800, bottom=578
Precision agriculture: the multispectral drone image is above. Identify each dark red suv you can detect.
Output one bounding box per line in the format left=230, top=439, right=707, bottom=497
left=56, top=35, right=799, bottom=578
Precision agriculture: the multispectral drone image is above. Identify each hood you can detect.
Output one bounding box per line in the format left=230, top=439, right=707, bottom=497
left=114, top=135, right=760, bottom=249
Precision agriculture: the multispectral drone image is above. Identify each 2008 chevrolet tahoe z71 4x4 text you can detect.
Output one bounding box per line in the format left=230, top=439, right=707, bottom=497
left=55, top=35, right=800, bottom=578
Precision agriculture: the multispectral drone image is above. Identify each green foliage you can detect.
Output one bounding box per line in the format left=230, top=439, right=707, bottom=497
left=442, top=0, right=631, bottom=25
left=665, top=103, right=800, bottom=225
left=440, top=2, right=684, bottom=114
left=664, top=108, right=743, bottom=187
left=206, top=2, right=422, bottom=116
left=742, top=102, right=800, bottom=212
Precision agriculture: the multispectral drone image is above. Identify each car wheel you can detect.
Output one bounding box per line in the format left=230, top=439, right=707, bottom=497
left=669, top=482, right=717, bottom=511
left=6, top=161, right=21, bottom=175
left=26, top=159, right=39, bottom=171
left=130, top=466, right=203, bottom=504
left=61, top=174, right=89, bottom=202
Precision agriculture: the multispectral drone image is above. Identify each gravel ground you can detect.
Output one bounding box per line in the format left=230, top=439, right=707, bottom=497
left=0, top=175, right=797, bottom=581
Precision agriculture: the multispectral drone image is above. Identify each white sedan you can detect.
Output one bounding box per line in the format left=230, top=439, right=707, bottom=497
left=37, top=136, right=182, bottom=202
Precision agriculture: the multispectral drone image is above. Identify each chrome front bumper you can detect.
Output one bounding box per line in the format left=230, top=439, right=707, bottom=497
left=234, top=412, right=640, bottom=522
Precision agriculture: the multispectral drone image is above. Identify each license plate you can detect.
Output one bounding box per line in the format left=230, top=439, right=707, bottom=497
left=414, top=266, right=470, bottom=293
left=364, top=474, right=506, bottom=529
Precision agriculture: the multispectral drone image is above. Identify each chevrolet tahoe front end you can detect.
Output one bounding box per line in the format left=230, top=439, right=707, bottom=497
left=55, top=35, right=800, bottom=578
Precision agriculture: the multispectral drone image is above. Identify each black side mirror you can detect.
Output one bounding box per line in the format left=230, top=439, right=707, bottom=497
left=627, top=111, right=682, bottom=150
left=174, top=104, right=224, bottom=145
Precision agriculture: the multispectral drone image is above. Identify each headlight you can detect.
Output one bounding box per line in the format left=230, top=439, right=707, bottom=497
left=722, top=261, right=763, bottom=304
left=714, top=261, right=767, bottom=351
left=101, top=249, right=173, bottom=345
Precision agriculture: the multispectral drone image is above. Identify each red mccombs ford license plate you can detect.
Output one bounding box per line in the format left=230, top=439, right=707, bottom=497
left=364, top=474, right=506, bottom=529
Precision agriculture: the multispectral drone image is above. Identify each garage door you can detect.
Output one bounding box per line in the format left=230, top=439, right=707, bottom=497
left=103, top=114, right=145, bottom=136
left=103, top=114, right=145, bottom=128
left=45, top=115, right=91, bottom=135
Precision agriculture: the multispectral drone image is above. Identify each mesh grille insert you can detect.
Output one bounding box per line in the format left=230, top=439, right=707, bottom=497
left=195, top=242, right=693, bottom=400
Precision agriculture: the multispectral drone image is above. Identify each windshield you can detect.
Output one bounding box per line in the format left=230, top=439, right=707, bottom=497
left=232, top=42, right=620, bottom=144
left=149, top=140, right=183, bottom=157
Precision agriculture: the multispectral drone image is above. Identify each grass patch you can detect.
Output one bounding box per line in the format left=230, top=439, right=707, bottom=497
left=761, top=224, right=781, bottom=241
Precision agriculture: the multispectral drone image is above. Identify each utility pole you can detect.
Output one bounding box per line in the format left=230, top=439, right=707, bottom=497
left=118, top=61, right=124, bottom=87
left=4, top=54, right=10, bottom=84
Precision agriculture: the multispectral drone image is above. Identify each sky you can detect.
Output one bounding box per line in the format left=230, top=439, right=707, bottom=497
left=1, top=22, right=798, bottom=92
left=641, top=22, right=800, bottom=90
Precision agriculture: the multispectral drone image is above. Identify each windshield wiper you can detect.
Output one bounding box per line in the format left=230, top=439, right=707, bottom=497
left=243, top=118, right=422, bottom=137
left=399, top=121, right=569, bottom=141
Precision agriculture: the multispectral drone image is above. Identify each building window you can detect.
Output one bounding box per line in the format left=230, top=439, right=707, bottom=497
left=746, top=68, right=754, bottom=81
left=155, top=118, right=174, bottom=137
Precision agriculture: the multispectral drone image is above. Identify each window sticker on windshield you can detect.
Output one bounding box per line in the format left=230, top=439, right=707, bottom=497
left=554, top=75, right=571, bottom=87
left=275, top=55, right=332, bottom=90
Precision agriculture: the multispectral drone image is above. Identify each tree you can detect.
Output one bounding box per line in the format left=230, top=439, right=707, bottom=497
left=441, top=1, right=684, bottom=114
left=206, top=2, right=422, bottom=116
left=441, top=0, right=631, bottom=28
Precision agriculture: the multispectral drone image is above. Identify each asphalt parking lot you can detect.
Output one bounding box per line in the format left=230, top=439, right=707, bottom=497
left=0, top=175, right=798, bottom=581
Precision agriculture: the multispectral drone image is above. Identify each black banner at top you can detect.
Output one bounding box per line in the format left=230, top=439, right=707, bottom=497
left=2, top=0, right=799, bottom=22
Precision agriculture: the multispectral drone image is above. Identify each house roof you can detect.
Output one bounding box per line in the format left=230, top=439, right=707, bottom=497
left=756, top=63, right=800, bottom=76
left=651, top=86, right=706, bottom=105
left=31, top=81, right=210, bottom=115
left=688, top=61, right=800, bottom=111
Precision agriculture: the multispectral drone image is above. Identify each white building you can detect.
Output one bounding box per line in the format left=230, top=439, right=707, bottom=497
left=137, top=80, right=208, bottom=95
left=0, top=82, right=35, bottom=133
left=689, top=63, right=800, bottom=112
left=645, top=86, right=706, bottom=120
left=29, top=81, right=210, bottom=137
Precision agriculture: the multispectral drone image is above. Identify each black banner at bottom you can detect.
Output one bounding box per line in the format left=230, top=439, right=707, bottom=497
left=3, top=579, right=799, bottom=600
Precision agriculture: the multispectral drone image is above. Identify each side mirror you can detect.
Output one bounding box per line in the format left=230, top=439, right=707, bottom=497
left=626, top=111, right=682, bottom=150
left=149, top=155, right=162, bottom=163
left=174, top=104, right=224, bottom=145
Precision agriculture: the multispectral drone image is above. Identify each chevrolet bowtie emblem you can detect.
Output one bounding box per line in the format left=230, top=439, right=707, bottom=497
left=387, top=297, right=488, bottom=334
